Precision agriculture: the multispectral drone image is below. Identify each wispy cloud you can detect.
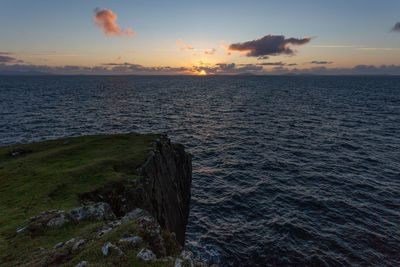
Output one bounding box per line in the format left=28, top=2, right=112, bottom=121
left=204, top=48, right=216, bottom=55
left=180, top=44, right=194, bottom=51
left=310, top=61, right=333, bottom=65
left=311, top=45, right=353, bottom=48
left=228, top=34, right=311, bottom=57
left=356, top=47, right=400, bottom=51
left=94, top=8, right=136, bottom=37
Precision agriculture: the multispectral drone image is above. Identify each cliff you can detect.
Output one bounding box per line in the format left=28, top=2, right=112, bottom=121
left=0, top=133, right=207, bottom=266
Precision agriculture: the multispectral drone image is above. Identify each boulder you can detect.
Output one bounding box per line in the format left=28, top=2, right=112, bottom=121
left=136, top=248, right=157, bottom=261
left=69, top=202, right=116, bottom=221
left=102, top=242, right=123, bottom=257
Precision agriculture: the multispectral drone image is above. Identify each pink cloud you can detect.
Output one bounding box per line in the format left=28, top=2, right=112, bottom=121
left=180, top=44, right=194, bottom=51
left=204, top=48, right=216, bottom=55
left=94, top=8, right=135, bottom=37
left=176, top=39, right=182, bottom=46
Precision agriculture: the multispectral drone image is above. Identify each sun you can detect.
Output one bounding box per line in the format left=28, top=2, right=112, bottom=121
left=198, top=70, right=207, bottom=75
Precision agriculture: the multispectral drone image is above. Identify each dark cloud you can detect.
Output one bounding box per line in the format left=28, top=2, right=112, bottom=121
left=287, top=63, right=297, bottom=66
left=228, top=34, right=311, bottom=57
left=257, top=56, right=269, bottom=60
left=0, top=55, right=23, bottom=64
left=257, top=62, right=286, bottom=66
left=192, top=63, right=263, bottom=74
left=0, top=52, right=11, bottom=55
left=392, top=22, right=400, bottom=32
left=310, top=61, right=333, bottom=65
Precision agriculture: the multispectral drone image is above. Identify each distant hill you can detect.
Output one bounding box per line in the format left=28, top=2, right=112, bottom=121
left=0, top=70, right=53, bottom=76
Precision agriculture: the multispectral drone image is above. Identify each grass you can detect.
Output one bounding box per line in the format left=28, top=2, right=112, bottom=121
left=0, top=133, right=181, bottom=266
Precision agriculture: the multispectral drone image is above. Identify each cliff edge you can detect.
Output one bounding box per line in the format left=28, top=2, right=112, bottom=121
left=0, top=133, right=208, bottom=266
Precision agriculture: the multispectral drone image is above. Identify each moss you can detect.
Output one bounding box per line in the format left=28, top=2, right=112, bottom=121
left=0, top=133, right=185, bottom=266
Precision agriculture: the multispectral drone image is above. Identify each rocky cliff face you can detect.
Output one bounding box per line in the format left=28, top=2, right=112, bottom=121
left=139, top=138, right=192, bottom=245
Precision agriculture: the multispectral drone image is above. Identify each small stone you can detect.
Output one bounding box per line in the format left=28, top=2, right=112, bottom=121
left=75, top=261, right=88, bottom=267
left=65, top=238, right=76, bottom=245
left=136, top=248, right=157, bottom=261
left=102, top=242, right=123, bottom=257
left=16, top=226, right=26, bottom=233
left=72, top=239, right=87, bottom=251
left=97, top=226, right=112, bottom=238
left=53, top=241, right=64, bottom=249
left=119, top=236, right=143, bottom=246
left=108, top=220, right=122, bottom=228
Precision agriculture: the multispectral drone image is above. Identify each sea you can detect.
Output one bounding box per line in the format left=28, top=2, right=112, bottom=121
left=1, top=75, right=400, bottom=266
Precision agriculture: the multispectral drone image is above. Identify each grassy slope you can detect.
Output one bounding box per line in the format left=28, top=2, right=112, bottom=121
left=0, top=133, right=179, bottom=266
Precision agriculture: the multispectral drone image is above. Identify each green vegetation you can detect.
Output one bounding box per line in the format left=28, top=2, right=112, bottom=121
left=0, top=133, right=180, bottom=266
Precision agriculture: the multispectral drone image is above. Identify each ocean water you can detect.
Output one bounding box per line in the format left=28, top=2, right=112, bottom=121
left=1, top=75, right=400, bottom=266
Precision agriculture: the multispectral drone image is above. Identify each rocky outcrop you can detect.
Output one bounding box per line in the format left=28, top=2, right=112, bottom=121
left=139, top=138, right=192, bottom=245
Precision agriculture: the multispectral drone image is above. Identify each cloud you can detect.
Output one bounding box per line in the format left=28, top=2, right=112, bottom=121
left=176, top=39, right=182, bottom=46
left=0, top=52, right=11, bottom=55
left=356, top=47, right=400, bottom=51
left=204, top=48, right=216, bottom=55
left=257, top=56, right=269, bottom=60
left=0, top=55, right=23, bottom=64
left=257, top=62, right=286, bottom=66
left=2, top=62, right=400, bottom=76
left=180, top=44, right=194, bottom=51
left=228, top=34, right=311, bottom=57
left=125, top=28, right=136, bottom=37
left=392, top=22, right=400, bottom=32
left=310, top=61, right=333, bottom=65
left=94, top=8, right=135, bottom=37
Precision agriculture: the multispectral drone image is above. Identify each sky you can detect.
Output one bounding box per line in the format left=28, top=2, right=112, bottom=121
left=1, top=0, right=400, bottom=75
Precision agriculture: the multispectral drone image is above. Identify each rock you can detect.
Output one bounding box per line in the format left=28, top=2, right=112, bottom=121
left=72, top=239, right=87, bottom=251
left=68, top=202, right=116, bottom=222
left=139, top=139, right=192, bottom=245
left=175, top=258, right=183, bottom=267
left=102, top=242, right=123, bottom=257
left=108, top=220, right=122, bottom=228
left=180, top=249, right=195, bottom=267
left=47, top=213, right=69, bottom=228
left=135, top=211, right=166, bottom=256
left=65, top=238, right=76, bottom=245
left=136, top=248, right=157, bottom=261
left=53, top=241, right=64, bottom=249
left=121, top=208, right=143, bottom=222
left=75, top=261, right=88, bottom=267
left=119, top=236, right=143, bottom=246
left=97, top=226, right=112, bottom=238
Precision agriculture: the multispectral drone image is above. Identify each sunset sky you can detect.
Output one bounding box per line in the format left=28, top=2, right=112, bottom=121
left=1, top=0, right=400, bottom=75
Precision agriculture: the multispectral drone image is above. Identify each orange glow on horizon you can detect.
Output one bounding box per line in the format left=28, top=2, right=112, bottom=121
left=198, top=70, right=207, bottom=75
